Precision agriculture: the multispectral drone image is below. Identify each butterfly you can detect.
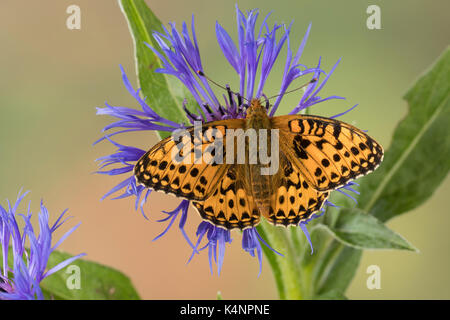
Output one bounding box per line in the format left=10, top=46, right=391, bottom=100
left=134, top=99, right=383, bottom=230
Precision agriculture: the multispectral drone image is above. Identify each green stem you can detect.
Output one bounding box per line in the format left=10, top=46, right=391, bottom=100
left=290, top=227, right=303, bottom=254
left=290, top=227, right=312, bottom=297
left=299, top=263, right=314, bottom=299
left=258, top=221, right=303, bottom=299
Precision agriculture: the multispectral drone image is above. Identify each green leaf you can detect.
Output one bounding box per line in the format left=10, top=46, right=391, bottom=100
left=312, top=48, right=449, bottom=299
left=41, top=251, right=140, bottom=300
left=118, top=0, right=190, bottom=138
left=323, top=191, right=355, bottom=229
left=318, top=208, right=417, bottom=251
left=0, top=248, right=139, bottom=299
left=358, top=48, right=450, bottom=222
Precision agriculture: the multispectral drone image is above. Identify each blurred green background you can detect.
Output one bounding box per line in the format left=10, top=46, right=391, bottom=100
left=0, top=0, right=448, bottom=299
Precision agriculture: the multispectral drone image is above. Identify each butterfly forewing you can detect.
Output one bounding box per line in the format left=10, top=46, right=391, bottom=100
left=272, top=115, right=384, bottom=191
left=134, top=119, right=245, bottom=201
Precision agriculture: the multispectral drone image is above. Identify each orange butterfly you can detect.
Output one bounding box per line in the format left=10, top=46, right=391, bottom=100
left=134, top=99, right=383, bottom=230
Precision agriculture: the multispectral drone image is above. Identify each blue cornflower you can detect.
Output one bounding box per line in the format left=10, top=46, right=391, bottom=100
left=0, top=190, right=85, bottom=300
left=96, top=5, right=358, bottom=274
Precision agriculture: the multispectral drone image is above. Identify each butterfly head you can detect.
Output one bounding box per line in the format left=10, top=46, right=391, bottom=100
left=245, top=98, right=271, bottom=127
left=247, top=99, right=267, bottom=114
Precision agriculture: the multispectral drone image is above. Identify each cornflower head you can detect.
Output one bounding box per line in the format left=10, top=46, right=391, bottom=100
left=95, top=5, right=359, bottom=275
left=0, top=191, right=85, bottom=300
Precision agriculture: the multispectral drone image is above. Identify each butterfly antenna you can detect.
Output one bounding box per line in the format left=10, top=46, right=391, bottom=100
left=197, top=70, right=228, bottom=91
left=197, top=70, right=249, bottom=104
left=266, top=77, right=318, bottom=101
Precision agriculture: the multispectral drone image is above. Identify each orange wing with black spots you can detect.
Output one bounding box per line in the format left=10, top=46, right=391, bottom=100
left=136, top=103, right=383, bottom=231
left=134, top=119, right=245, bottom=201
left=192, top=165, right=261, bottom=230
left=263, top=154, right=329, bottom=226
left=272, top=115, right=384, bottom=191
left=193, top=154, right=330, bottom=230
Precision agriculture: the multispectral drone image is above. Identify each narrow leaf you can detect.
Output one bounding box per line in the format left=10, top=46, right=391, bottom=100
left=118, top=0, right=190, bottom=138
left=319, top=208, right=417, bottom=251
left=358, top=48, right=450, bottom=221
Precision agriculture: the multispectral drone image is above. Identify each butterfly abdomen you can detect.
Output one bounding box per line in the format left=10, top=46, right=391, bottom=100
left=248, top=167, right=273, bottom=215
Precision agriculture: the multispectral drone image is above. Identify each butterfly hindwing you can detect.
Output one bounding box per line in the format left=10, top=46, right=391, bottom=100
left=134, top=119, right=245, bottom=201
left=192, top=153, right=330, bottom=230
left=272, top=114, right=384, bottom=191
left=263, top=153, right=329, bottom=226
left=192, top=165, right=261, bottom=230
